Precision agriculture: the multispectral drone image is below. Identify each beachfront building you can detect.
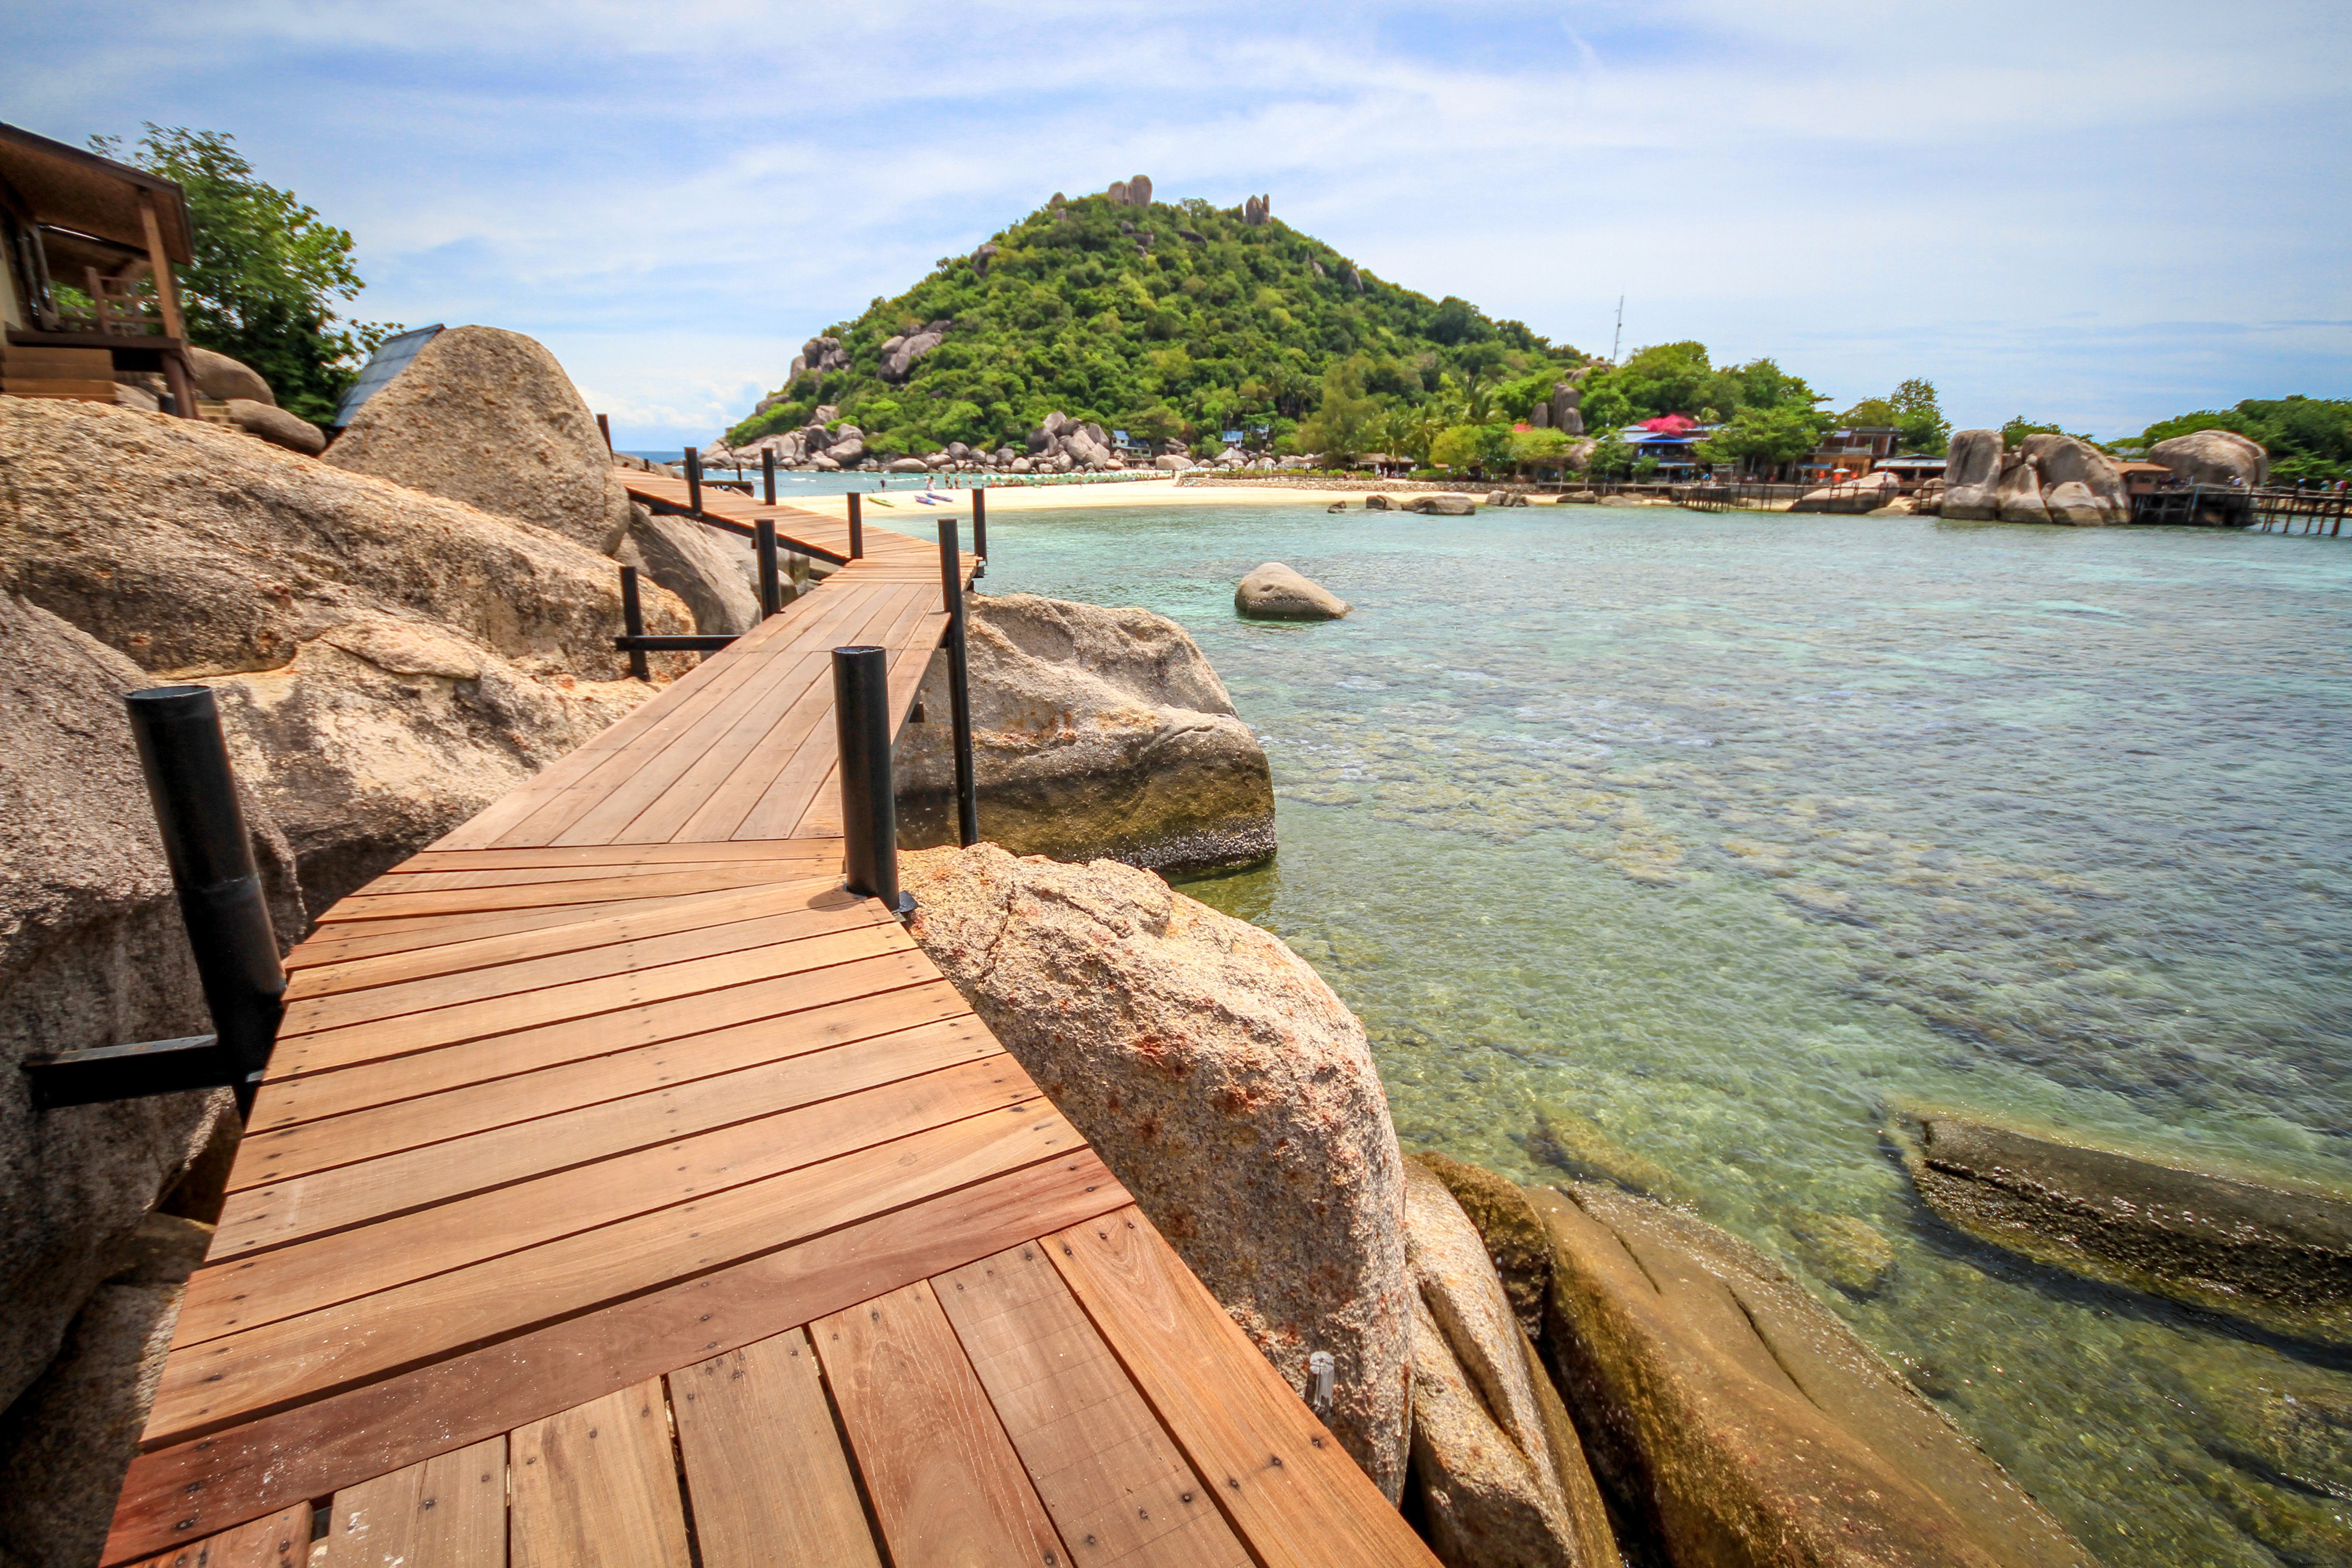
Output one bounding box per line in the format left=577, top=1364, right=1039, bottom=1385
left=0, top=122, right=200, bottom=414
left=1875, top=454, right=1948, bottom=493
left=1800, top=425, right=1901, bottom=480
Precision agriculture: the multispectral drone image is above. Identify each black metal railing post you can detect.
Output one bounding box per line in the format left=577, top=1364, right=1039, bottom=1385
left=756, top=519, right=782, bottom=619
left=938, top=518, right=979, bottom=847
left=596, top=413, right=612, bottom=452
left=763, top=448, right=777, bottom=506
left=847, top=491, right=864, bottom=560
left=619, top=566, right=651, bottom=680
left=971, top=486, right=987, bottom=560
left=127, top=686, right=284, bottom=1115
left=832, top=646, right=913, bottom=917
left=684, top=447, right=703, bottom=515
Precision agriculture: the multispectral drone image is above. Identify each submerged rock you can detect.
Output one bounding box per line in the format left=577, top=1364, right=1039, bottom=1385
left=1902, top=1113, right=2352, bottom=1348
left=1236, top=561, right=1351, bottom=621
left=899, top=843, right=1411, bottom=1500
left=325, top=324, right=635, bottom=553
left=1532, top=1182, right=2097, bottom=1568
left=1405, top=1162, right=1619, bottom=1568
left=897, top=593, right=1274, bottom=875
left=1407, top=492, right=1478, bottom=515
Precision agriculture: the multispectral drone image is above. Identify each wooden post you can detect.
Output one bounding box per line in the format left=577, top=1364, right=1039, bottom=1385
left=138, top=192, right=186, bottom=342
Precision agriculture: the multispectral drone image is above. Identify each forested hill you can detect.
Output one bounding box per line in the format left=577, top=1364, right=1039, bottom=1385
left=724, top=186, right=1583, bottom=457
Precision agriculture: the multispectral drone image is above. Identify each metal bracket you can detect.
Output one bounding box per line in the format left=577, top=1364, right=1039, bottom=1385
left=21, top=1034, right=257, bottom=1110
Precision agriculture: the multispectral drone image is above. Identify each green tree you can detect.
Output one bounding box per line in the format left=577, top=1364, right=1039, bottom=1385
left=1694, top=404, right=1825, bottom=469
left=1295, top=356, right=1381, bottom=465
left=1589, top=430, right=1636, bottom=477
left=1506, top=425, right=1570, bottom=475
left=92, top=126, right=393, bottom=423
left=1889, top=378, right=1950, bottom=454
left=1429, top=422, right=1511, bottom=472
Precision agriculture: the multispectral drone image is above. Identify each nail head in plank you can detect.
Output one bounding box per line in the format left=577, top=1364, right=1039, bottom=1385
left=325, top=1435, right=506, bottom=1568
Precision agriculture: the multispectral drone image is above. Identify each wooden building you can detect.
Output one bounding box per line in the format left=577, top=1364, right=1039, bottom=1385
left=0, top=122, right=199, bottom=413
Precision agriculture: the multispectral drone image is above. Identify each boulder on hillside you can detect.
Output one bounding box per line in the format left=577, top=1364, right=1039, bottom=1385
left=1941, top=429, right=2003, bottom=519
left=623, top=505, right=760, bottom=636
left=1405, top=1162, right=1619, bottom=1568
left=188, top=345, right=272, bottom=406
left=1531, top=1182, right=2097, bottom=1568
left=899, top=844, right=1412, bottom=1501
left=2150, top=428, right=2268, bottom=487
left=223, top=399, right=325, bottom=456
left=0, top=593, right=273, bottom=1422
left=1407, top=493, right=1477, bottom=515
left=896, top=594, right=1274, bottom=875
left=1155, top=452, right=1196, bottom=471
left=0, top=399, right=690, bottom=911
left=1902, top=1113, right=2352, bottom=1349
left=1236, top=562, right=1350, bottom=621
left=325, top=325, right=634, bottom=553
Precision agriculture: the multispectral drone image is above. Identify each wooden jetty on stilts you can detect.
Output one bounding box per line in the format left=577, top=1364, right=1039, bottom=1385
left=101, top=478, right=1435, bottom=1568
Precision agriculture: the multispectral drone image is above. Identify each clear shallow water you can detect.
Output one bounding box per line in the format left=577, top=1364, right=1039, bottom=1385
left=980, top=503, right=2352, bottom=1567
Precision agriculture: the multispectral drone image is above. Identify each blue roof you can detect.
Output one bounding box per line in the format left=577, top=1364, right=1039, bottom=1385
left=333, top=324, right=444, bottom=428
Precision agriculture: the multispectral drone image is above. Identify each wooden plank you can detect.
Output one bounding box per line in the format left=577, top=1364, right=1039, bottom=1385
left=668, top=1330, right=883, bottom=1568
left=147, top=1104, right=1087, bottom=1446
left=245, top=965, right=964, bottom=1134
left=125, top=1504, right=310, bottom=1567
left=1049, top=1209, right=1438, bottom=1568
left=280, top=893, right=885, bottom=1035
left=236, top=1012, right=995, bottom=1188
left=284, top=876, right=861, bottom=1004
left=389, top=838, right=838, bottom=874
left=106, top=1155, right=1127, bottom=1566
left=315, top=863, right=807, bottom=923
left=323, top=1436, right=505, bottom=1568
left=186, top=1049, right=1030, bottom=1338
left=270, top=924, right=912, bottom=1078
left=510, top=1380, right=691, bottom=1568
left=815, top=1280, right=1070, bottom=1568
left=282, top=893, right=698, bottom=970
left=938, top=1244, right=1248, bottom=1568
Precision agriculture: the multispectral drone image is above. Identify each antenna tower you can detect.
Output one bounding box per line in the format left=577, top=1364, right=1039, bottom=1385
left=1610, top=295, right=1624, bottom=363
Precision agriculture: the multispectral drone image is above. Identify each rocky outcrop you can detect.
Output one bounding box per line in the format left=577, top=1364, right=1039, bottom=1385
left=898, top=844, right=1411, bottom=1500
left=1243, top=193, right=1271, bottom=226
left=1414, top=1153, right=1555, bottom=1342
left=896, top=594, right=1274, bottom=875
left=1406, top=493, right=1477, bottom=515
left=1107, top=175, right=1154, bottom=207
left=325, top=325, right=634, bottom=553
left=1941, top=430, right=2003, bottom=519
left=1405, top=1162, right=1619, bottom=1568
left=1993, top=450, right=2051, bottom=523
left=0, top=1212, right=212, bottom=1568
left=1531, top=1182, right=2097, bottom=1568
left=1236, top=562, right=1350, bottom=621
left=223, top=399, right=324, bottom=456
left=1902, top=1113, right=2352, bottom=1348
left=624, top=505, right=760, bottom=635
left=0, top=398, right=689, bottom=911
left=1792, top=471, right=1899, bottom=514
left=188, top=346, right=272, bottom=406
left=2150, top=428, right=2268, bottom=487
left=878, top=322, right=949, bottom=383
left=0, top=592, right=267, bottom=1421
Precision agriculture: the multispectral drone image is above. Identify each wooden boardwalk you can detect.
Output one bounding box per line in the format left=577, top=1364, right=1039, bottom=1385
left=104, top=486, right=1434, bottom=1568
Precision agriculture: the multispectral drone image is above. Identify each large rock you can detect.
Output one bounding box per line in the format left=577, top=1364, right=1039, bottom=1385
left=1792, top=471, right=1899, bottom=514
left=625, top=506, right=760, bottom=636
left=898, top=844, right=1411, bottom=1500
left=897, top=594, right=1274, bottom=875
left=1903, top=1113, right=2352, bottom=1348
left=1236, top=562, right=1350, bottom=621
left=1941, top=430, right=2003, bottom=520
left=223, top=398, right=324, bottom=456
left=1530, top=1182, right=2096, bottom=1568
left=1414, top=1152, right=1555, bottom=1342
left=2018, top=435, right=2125, bottom=523
left=2150, top=428, right=2268, bottom=487
left=1993, top=451, right=2051, bottom=523
left=325, top=325, right=634, bottom=553
left=1406, top=492, right=1478, bottom=515
left=2041, top=481, right=2106, bottom=526
left=0, top=593, right=266, bottom=1420
left=0, top=1213, right=211, bottom=1568
left=1405, top=1162, right=1619, bottom=1568
left=0, top=398, right=689, bottom=911
left=187, top=345, right=272, bottom=406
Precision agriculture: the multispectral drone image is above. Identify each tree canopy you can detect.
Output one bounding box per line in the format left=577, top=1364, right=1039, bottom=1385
left=2139, top=396, right=2351, bottom=481
left=726, top=191, right=1584, bottom=457
left=1577, top=342, right=1825, bottom=434
left=91, top=126, right=392, bottom=424
left=1839, top=378, right=1949, bottom=454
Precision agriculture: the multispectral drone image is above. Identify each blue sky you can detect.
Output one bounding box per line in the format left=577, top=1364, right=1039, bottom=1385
left=8, top=0, right=2347, bottom=447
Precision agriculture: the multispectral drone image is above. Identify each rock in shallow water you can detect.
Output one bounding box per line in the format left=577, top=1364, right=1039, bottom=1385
left=1532, top=1181, right=2097, bottom=1568
left=1405, top=1161, right=1619, bottom=1568
left=1902, top=1113, right=2352, bottom=1348
left=897, top=593, right=1274, bottom=875
left=1236, top=561, right=1350, bottom=620
left=898, top=842, right=1411, bottom=1500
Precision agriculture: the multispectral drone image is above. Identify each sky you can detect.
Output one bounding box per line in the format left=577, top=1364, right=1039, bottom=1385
left=7, top=0, right=2348, bottom=448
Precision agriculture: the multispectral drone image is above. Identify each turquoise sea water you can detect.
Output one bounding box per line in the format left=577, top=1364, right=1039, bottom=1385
left=979, top=502, right=2352, bottom=1566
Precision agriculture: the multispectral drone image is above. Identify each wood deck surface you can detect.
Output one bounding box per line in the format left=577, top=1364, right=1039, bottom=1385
left=105, top=487, right=1434, bottom=1568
